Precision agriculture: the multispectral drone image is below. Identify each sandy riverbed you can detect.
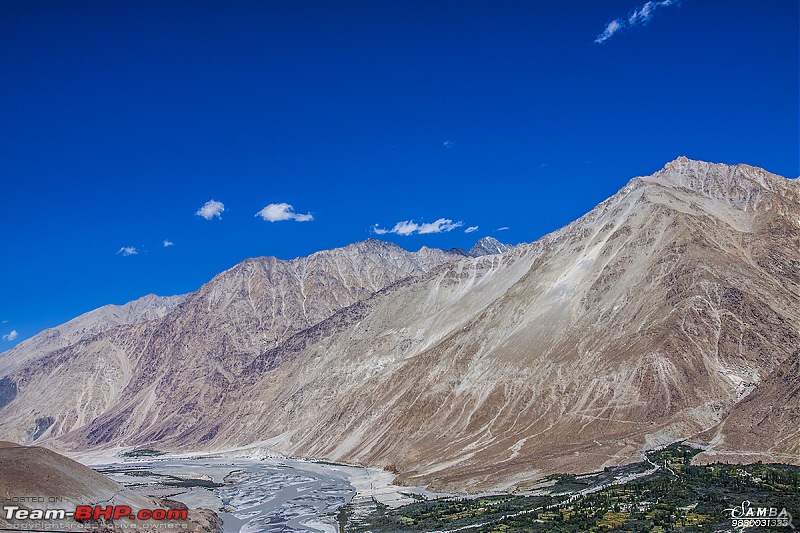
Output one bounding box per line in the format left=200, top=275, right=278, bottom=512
left=78, top=444, right=445, bottom=532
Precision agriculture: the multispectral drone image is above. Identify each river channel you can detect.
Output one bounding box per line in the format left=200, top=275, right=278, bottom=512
left=96, top=457, right=358, bottom=533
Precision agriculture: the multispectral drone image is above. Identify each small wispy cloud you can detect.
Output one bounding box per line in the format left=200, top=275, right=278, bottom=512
left=2, top=330, right=18, bottom=341
left=163, top=240, right=174, bottom=247
left=373, top=218, right=463, bottom=236
left=595, top=19, right=624, bottom=44
left=464, top=226, right=479, bottom=233
left=496, top=227, right=510, bottom=231
left=629, top=0, right=675, bottom=25
left=442, top=140, right=456, bottom=149
left=117, top=246, right=138, bottom=256
left=196, top=199, right=225, bottom=220
left=255, top=203, right=313, bottom=222
left=595, top=0, right=679, bottom=44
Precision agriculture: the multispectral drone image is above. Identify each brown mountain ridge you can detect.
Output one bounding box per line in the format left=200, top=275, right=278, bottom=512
left=1, top=157, right=798, bottom=491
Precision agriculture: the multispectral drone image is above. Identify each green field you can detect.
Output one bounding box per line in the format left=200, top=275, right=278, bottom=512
left=340, top=444, right=800, bottom=532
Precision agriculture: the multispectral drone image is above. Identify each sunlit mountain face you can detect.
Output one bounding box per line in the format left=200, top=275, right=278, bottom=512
left=2, top=159, right=798, bottom=492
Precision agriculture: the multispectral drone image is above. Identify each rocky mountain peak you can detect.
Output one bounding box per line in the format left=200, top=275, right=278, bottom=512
left=468, top=236, right=513, bottom=257
left=646, top=157, right=799, bottom=214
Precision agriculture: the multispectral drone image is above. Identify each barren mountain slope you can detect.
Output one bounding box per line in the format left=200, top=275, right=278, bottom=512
left=0, top=158, right=797, bottom=493
left=0, top=294, right=187, bottom=443
left=0, top=240, right=459, bottom=445
left=0, top=294, right=186, bottom=373
left=163, top=157, right=795, bottom=491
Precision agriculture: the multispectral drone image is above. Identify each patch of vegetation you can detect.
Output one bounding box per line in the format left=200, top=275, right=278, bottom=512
left=341, top=443, right=800, bottom=532
left=94, top=466, right=223, bottom=488
left=120, top=447, right=166, bottom=457
left=547, top=473, right=592, bottom=494
left=400, top=492, right=428, bottom=501
left=344, top=494, right=552, bottom=531
left=95, top=466, right=155, bottom=477
left=162, top=478, right=223, bottom=488
left=337, top=503, right=353, bottom=532
left=313, top=460, right=347, bottom=467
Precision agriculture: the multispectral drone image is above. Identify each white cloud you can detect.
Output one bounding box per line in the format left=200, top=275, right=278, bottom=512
left=465, top=226, right=479, bottom=233
left=629, top=0, right=676, bottom=25
left=163, top=240, right=174, bottom=247
left=595, top=0, right=678, bottom=43
left=442, top=140, right=456, bottom=149
left=497, top=227, right=510, bottom=231
left=2, top=330, right=18, bottom=341
left=196, top=199, right=225, bottom=220
left=373, top=218, right=463, bottom=236
left=117, top=246, right=138, bottom=256
left=392, top=221, right=421, bottom=236
left=255, top=203, right=313, bottom=222
left=595, top=19, right=623, bottom=44
left=419, top=219, right=462, bottom=234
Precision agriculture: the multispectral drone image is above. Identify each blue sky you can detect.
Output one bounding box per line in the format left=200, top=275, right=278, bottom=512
left=1, top=1, right=797, bottom=346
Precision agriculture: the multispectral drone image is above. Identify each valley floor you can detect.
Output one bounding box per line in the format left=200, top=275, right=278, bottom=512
left=83, top=446, right=445, bottom=533
left=338, top=444, right=800, bottom=532
left=76, top=442, right=800, bottom=532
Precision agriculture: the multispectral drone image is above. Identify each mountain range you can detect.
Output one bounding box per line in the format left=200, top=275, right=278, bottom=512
left=1, top=157, right=798, bottom=491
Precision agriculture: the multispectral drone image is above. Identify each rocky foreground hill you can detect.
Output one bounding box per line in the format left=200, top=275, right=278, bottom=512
left=1, top=157, right=798, bottom=491
left=0, top=442, right=222, bottom=532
